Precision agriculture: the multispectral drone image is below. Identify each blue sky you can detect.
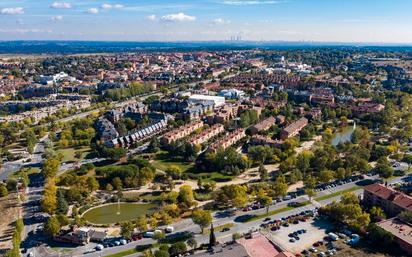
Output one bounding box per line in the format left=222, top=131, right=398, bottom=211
left=0, top=0, right=412, bottom=42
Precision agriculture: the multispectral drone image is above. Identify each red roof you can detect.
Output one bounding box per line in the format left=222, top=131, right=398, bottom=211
left=364, top=184, right=412, bottom=211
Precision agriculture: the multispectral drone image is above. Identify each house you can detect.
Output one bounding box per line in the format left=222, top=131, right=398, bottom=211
left=96, top=117, right=119, bottom=142
left=189, top=94, right=226, bottom=107
left=280, top=117, right=308, bottom=140
left=377, top=218, right=412, bottom=255
left=363, top=184, right=412, bottom=216
left=249, top=116, right=276, bottom=135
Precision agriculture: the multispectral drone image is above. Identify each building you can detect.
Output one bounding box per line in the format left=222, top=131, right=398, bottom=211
left=250, top=135, right=283, bottom=148
left=363, top=184, right=412, bottom=216
left=377, top=218, right=412, bottom=255
left=96, top=117, right=119, bottom=142
left=107, top=119, right=168, bottom=148
left=189, top=94, right=226, bottom=107
left=161, top=120, right=204, bottom=145
left=218, top=88, right=246, bottom=99
left=209, top=128, right=246, bottom=152
left=188, top=124, right=225, bottom=146
left=249, top=116, right=276, bottom=135
left=208, top=104, right=239, bottom=124
left=280, top=117, right=308, bottom=140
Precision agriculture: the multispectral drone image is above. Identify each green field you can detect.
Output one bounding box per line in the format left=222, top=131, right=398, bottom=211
left=314, top=186, right=361, bottom=202
left=151, top=151, right=194, bottom=172
left=57, top=146, right=91, bottom=163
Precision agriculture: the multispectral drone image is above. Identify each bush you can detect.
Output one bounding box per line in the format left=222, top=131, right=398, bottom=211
left=169, top=242, right=187, bottom=256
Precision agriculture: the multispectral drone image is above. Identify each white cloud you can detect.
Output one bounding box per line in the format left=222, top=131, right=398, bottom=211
left=50, top=2, right=72, bottom=9
left=222, top=1, right=278, bottom=5
left=1, top=7, right=24, bottom=15
left=161, top=13, right=196, bottom=22
left=212, top=18, right=231, bottom=25
left=87, top=8, right=99, bottom=14
left=51, top=15, right=63, bottom=21
left=102, top=3, right=124, bottom=10
left=146, top=14, right=157, bottom=21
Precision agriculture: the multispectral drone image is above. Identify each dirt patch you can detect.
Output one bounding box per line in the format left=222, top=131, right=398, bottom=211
left=0, top=193, right=22, bottom=250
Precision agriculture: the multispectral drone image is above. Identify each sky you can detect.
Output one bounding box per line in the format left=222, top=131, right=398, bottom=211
left=0, top=0, right=412, bottom=43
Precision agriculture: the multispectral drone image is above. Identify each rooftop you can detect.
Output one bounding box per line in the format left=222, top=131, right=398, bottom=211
left=378, top=218, right=412, bottom=246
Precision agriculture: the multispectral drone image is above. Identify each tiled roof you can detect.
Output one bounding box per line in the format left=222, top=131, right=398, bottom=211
left=365, top=183, right=412, bottom=211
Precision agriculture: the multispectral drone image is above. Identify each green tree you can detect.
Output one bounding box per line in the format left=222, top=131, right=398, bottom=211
left=0, top=184, right=8, bottom=197
left=272, top=175, right=288, bottom=198
left=258, top=164, right=268, bottom=181
left=215, top=185, right=248, bottom=208
left=42, top=158, right=60, bottom=178
left=120, top=221, right=135, bottom=240
left=44, top=216, right=61, bottom=237
left=191, top=209, right=212, bottom=233
left=178, top=185, right=195, bottom=209
left=257, top=191, right=272, bottom=214
left=169, top=242, right=187, bottom=256
left=135, top=216, right=148, bottom=232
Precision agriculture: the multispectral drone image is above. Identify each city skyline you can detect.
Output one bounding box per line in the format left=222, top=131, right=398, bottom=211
left=0, top=0, right=412, bottom=43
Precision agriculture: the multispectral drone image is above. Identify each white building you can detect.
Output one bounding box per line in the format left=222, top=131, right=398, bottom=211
left=188, top=94, right=225, bottom=107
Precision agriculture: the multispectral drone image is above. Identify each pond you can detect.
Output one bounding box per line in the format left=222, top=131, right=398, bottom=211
left=82, top=202, right=158, bottom=225
left=332, top=123, right=356, bottom=146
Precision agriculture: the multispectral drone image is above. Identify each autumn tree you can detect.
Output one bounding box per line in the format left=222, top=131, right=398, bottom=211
left=191, top=209, right=212, bottom=233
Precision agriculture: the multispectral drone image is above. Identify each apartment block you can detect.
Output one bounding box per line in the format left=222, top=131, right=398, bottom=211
left=188, top=124, right=224, bottom=146
left=280, top=117, right=308, bottom=140
left=161, top=120, right=204, bottom=145
left=209, top=128, right=246, bottom=152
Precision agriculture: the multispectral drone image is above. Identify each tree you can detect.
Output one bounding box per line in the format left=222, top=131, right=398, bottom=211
left=257, top=191, right=272, bottom=214
left=169, top=242, right=187, bottom=256
left=398, top=211, right=412, bottom=223
left=248, top=145, right=273, bottom=164
left=272, top=175, right=288, bottom=198
left=187, top=237, right=197, bottom=250
left=209, top=224, right=216, bottom=248
left=44, top=216, right=61, bottom=237
left=258, top=164, right=268, bottom=181
left=305, top=188, right=316, bottom=201
left=148, top=137, right=160, bottom=153
left=56, top=190, right=68, bottom=214
left=165, top=166, right=182, bottom=180
left=191, top=209, right=212, bottom=233
left=0, top=184, right=8, bottom=197
left=41, top=179, right=57, bottom=215
left=42, top=158, right=60, bottom=178
left=135, top=216, right=148, bottom=232
left=367, top=223, right=395, bottom=250
left=120, top=221, right=135, bottom=240
left=297, top=151, right=313, bottom=173
left=319, top=170, right=334, bottom=183
left=215, top=185, right=248, bottom=208
left=154, top=250, right=169, bottom=257
left=369, top=206, right=386, bottom=221
left=375, top=163, right=394, bottom=178
left=178, top=185, right=195, bottom=209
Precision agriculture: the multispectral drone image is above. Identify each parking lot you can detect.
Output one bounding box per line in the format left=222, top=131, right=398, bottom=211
left=269, top=218, right=334, bottom=253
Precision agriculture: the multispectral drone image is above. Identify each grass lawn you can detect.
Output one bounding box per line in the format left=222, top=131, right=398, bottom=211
left=57, top=146, right=91, bottom=163
left=203, top=223, right=234, bottom=235
left=104, top=248, right=138, bottom=257
left=314, top=186, right=361, bottom=202
left=151, top=151, right=195, bottom=172
left=244, top=201, right=311, bottom=223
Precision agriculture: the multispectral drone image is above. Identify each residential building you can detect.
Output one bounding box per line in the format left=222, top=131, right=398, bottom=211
left=161, top=120, right=204, bottom=145
left=280, top=117, right=308, bottom=140
left=209, top=128, right=246, bottom=152
left=249, top=116, right=276, bottom=135
left=377, top=218, right=412, bottom=255
left=363, top=184, right=412, bottom=216
left=250, top=135, right=283, bottom=148
left=188, top=124, right=224, bottom=146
